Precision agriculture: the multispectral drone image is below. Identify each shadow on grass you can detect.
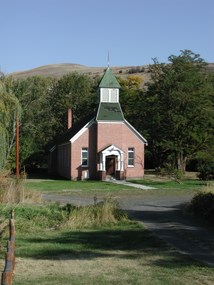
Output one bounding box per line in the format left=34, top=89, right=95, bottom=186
left=14, top=199, right=214, bottom=268
left=17, top=227, right=164, bottom=258
left=16, top=226, right=210, bottom=269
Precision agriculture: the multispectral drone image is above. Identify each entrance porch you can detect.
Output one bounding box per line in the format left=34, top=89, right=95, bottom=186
left=98, top=145, right=124, bottom=180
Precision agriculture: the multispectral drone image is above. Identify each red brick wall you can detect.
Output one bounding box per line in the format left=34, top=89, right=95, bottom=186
left=71, top=123, right=97, bottom=179
left=97, top=122, right=145, bottom=178
left=58, top=121, right=145, bottom=180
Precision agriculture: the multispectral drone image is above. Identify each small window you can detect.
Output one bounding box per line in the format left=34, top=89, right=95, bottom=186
left=81, top=148, right=88, bottom=167
left=101, top=89, right=109, bottom=102
left=101, top=88, right=118, bottom=103
left=110, top=89, right=118, bottom=102
left=128, top=148, right=134, bottom=167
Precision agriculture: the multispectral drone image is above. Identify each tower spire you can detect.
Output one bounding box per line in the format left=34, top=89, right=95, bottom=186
left=108, top=50, right=110, bottom=68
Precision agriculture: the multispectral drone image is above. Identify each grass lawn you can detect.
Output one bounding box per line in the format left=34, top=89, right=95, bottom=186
left=0, top=175, right=213, bottom=285
left=0, top=204, right=213, bottom=285
left=14, top=227, right=214, bottom=285
left=26, top=175, right=208, bottom=194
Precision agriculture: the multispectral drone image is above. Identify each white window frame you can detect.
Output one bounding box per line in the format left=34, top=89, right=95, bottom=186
left=128, top=148, right=134, bottom=167
left=100, top=88, right=119, bottom=103
left=81, top=148, right=88, bottom=167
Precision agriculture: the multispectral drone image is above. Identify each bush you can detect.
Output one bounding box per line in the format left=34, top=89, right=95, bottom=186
left=155, top=163, right=183, bottom=180
left=61, top=197, right=128, bottom=229
left=197, top=160, right=214, bottom=180
left=187, top=190, right=214, bottom=223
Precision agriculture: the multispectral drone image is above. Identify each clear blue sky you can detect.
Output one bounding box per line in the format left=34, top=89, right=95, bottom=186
left=1, top=0, right=213, bottom=74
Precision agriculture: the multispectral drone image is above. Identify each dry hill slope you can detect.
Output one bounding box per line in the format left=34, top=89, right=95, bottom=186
left=9, top=62, right=214, bottom=82
left=9, top=63, right=150, bottom=81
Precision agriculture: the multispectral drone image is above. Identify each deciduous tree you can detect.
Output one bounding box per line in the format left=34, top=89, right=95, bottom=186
left=144, top=50, right=214, bottom=173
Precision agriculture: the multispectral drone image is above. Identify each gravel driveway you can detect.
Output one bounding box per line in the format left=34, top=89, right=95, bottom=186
left=43, top=185, right=214, bottom=267
left=119, top=194, right=214, bottom=266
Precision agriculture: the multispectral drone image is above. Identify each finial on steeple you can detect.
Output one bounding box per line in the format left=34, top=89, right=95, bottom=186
left=108, top=50, right=110, bottom=68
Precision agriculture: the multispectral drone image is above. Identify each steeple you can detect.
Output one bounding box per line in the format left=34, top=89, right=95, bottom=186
left=99, top=68, right=121, bottom=104
left=96, top=68, right=124, bottom=122
left=99, top=68, right=121, bottom=89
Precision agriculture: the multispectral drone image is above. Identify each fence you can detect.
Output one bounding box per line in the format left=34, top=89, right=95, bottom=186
left=1, top=210, right=15, bottom=285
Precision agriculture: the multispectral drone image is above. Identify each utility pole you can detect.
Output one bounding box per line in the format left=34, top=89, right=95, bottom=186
left=16, top=116, right=19, bottom=178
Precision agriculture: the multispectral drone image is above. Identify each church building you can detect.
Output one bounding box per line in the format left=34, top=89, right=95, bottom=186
left=48, top=68, right=147, bottom=180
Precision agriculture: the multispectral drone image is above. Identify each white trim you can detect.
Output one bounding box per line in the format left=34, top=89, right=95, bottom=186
left=70, top=118, right=95, bottom=143
left=100, top=88, right=119, bottom=103
left=128, top=147, right=135, bottom=167
left=99, top=144, right=124, bottom=172
left=81, top=147, right=88, bottom=167
left=124, top=119, right=148, bottom=145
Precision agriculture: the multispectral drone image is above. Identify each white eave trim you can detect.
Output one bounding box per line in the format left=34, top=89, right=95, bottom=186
left=124, top=119, right=148, bottom=145
left=70, top=118, right=95, bottom=143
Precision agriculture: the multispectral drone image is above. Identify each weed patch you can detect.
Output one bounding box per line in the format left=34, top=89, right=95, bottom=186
left=0, top=171, right=41, bottom=204
left=61, top=197, right=128, bottom=229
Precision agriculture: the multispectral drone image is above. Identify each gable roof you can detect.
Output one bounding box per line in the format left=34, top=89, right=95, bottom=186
left=54, top=113, right=95, bottom=145
left=50, top=113, right=147, bottom=149
left=96, top=102, right=124, bottom=121
left=99, top=68, right=121, bottom=88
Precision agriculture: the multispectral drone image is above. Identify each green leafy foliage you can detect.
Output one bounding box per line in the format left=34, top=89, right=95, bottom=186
left=187, top=191, right=214, bottom=222
left=48, top=72, right=98, bottom=138
left=0, top=77, right=20, bottom=169
left=7, top=73, right=98, bottom=170
left=143, top=50, right=214, bottom=172
left=197, top=159, right=214, bottom=180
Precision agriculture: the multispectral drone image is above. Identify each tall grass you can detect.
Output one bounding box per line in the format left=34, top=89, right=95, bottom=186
left=0, top=170, right=41, bottom=204
left=61, top=197, right=128, bottom=229
left=0, top=197, right=129, bottom=234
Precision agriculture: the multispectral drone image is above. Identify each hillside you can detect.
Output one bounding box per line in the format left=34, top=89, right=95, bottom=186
left=9, top=63, right=150, bottom=82
left=9, top=62, right=214, bottom=82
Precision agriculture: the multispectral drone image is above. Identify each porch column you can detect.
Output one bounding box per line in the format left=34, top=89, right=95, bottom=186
left=99, top=153, right=106, bottom=171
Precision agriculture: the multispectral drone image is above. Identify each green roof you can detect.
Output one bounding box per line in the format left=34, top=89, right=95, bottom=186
left=96, top=102, right=124, bottom=121
left=99, top=68, right=121, bottom=88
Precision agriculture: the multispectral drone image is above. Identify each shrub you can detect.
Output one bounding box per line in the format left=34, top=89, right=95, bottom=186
left=197, top=160, right=214, bottom=181
left=155, top=163, right=183, bottom=181
left=187, top=190, right=214, bottom=223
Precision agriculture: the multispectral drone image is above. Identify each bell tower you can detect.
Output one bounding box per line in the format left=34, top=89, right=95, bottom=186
left=99, top=67, right=121, bottom=103
left=96, top=68, right=124, bottom=122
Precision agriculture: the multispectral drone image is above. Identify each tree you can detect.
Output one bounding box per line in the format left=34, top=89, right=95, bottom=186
left=8, top=73, right=98, bottom=170
left=119, top=75, right=146, bottom=133
left=8, top=76, right=55, bottom=169
left=144, top=50, right=214, bottom=173
left=0, top=77, right=20, bottom=169
left=48, top=72, right=97, bottom=138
